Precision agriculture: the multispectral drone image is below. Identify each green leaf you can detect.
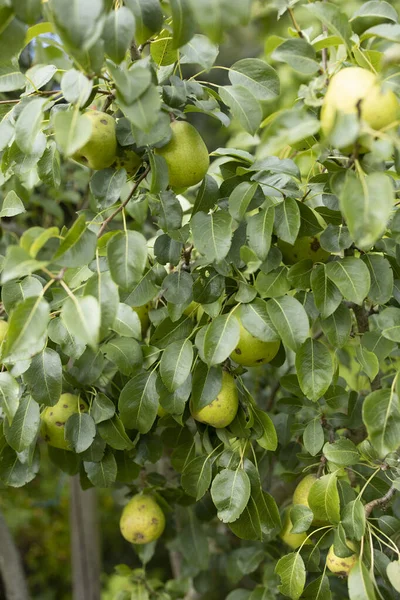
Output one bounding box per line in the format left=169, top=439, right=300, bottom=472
left=255, top=267, right=290, bottom=299
left=325, top=258, right=371, bottom=305
left=50, top=0, right=105, bottom=51
left=0, top=13, right=27, bottom=63
left=252, top=408, right=277, bottom=451
left=191, top=362, right=222, bottom=412
left=342, top=499, right=366, bottom=541
left=320, top=303, right=352, bottom=348
left=348, top=561, right=377, bottom=600
left=275, top=552, right=306, bottom=600
left=340, top=171, right=394, bottom=250
left=118, top=84, right=161, bottom=132
left=387, top=561, right=400, bottom=594
left=274, top=198, right=301, bottom=244
left=103, top=7, right=135, bottom=64
left=272, top=38, right=319, bottom=75
left=90, top=168, right=127, bottom=210
left=355, top=345, right=379, bottom=381
left=0, top=62, right=25, bottom=92
left=0, top=373, right=20, bottom=425
left=84, top=450, right=117, bottom=488
left=211, top=468, right=251, bottom=523
left=239, top=300, right=279, bottom=343
left=362, top=254, right=393, bottom=305
left=266, top=296, right=309, bottom=352
left=305, top=1, right=351, bottom=47
left=170, top=0, right=194, bottom=48
left=374, top=307, right=400, bottom=342
left=229, top=181, right=260, bottom=221
left=1, top=247, right=47, bottom=285
left=84, top=271, right=119, bottom=341
left=37, top=141, right=61, bottom=187
left=61, top=295, right=101, bottom=349
left=363, top=388, right=400, bottom=457
left=303, top=419, right=324, bottom=456
left=23, top=348, right=62, bottom=407
left=162, top=270, right=193, bottom=305
left=125, top=0, right=163, bottom=45
left=302, top=575, right=331, bottom=600
left=102, top=337, right=142, bottom=375
left=229, top=58, right=279, bottom=101
left=3, top=297, right=49, bottom=362
left=181, top=455, right=212, bottom=500
left=189, top=0, right=251, bottom=42
left=107, top=230, right=148, bottom=290
left=308, top=473, right=340, bottom=525
left=61, top=69, right=93, bottom=106
left=97, top=415, right=133, bottom=450
left=296, top=339, right=334, bottom=402
left=180, top=34, right=219, bottom=70
left=54, top=110, right=92, bottom=157
left=0, top=445, right=39, bottom=488
left=191, top=211, right=232, bottom=263
left=323, top=439, right=360, bottom=466
left=65, top=413, right=96, bottom=453
left=119, top=369, right=158, bottom=433
left=202, top=313, right=240, bottom=366
left=219, top=85, right=262, bottom=135
left=0, top=191, right=25, bottom=218
left=112, top=303, right=142, bottom=339
left=229, top=488, right=281, bottom=541
left=4, top=395, right=40, bottom=452
left=290, top=505, right=314, bottom=533
left=55, top=215, right=97, bottom=268
left=15, top=97, right=45, bottom=154
left=90, top=393, right=115, bottom=424
left=160, top=338, right=193, bottom=392
left=247, top=208, right=274, bottom=261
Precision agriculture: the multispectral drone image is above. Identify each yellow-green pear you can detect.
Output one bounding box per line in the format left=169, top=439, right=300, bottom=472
left=321, top=67, right=399, bottom=138
left=0, top=320, right=9, bottom=345
left=155, top=121, right=209, bottom=190
left=293, top=474, right=318, bottom=507
left=279, top=507, right=310, bottom=549
left=326, top=540, right=357, bottom=576
left=278, top=234, right=329, bottom=265
left=190, top=371, right=238, bottom=428
left=230, top=321, right=280, bottom=367
left=120, top=494, right=165, bottom=544
left=72, top=110, right=117, bottom=170
left=132, top=303, right=151, bottom=335
left=41, top=393, right=89, bottom=450
left=157, top=404, right=167, bottom=417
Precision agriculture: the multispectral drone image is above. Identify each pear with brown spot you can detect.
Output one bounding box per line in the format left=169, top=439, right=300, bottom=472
left=326, top=540, right=358, bottom=577
left=41, top=393, right=88, bottom=451
left=120, top=494, right=165, bottom=545
left=190, top=371, right=238, bottom=428
left=72, top=110, right=117, bottom=170
left=230, top=321, right=280, bottom=367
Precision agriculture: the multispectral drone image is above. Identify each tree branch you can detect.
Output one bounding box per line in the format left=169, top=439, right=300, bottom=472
left=365, top=485, right=396, bottom=518
left=97, top=165, right=149, bottom=237
left=288, top=8, right=304, bottom=38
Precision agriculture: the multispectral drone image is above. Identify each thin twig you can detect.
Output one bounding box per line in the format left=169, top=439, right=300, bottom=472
left=365, top=485, right=396, bottom=518
left=288, top=7, right=304, bottom=38
left=97, top=165, right=150, bottom=237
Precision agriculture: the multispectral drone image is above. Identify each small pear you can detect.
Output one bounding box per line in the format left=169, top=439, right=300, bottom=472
left=321, top=67, right=399, bottom=140
left=190, top=371, right=238, bottom=428
left=132, top=303, right=151, bottom=335
left=278, top=234, right=329, bottom=265
left=0, top=320, right=9, bottom=345
left=230, top=321, right=280, bottom=367
left=41, top=393, right=89, bottom=451
left=113, top=149, right=142, bottom=176
left=120, top=494, right=165, bottom=544
left=157, top=404, right=167, bottom=417
left=72, top=110, right=117, bottom=170
left=326, top=540, right=357, bottom=576
left=279, top=507, right=310, bottom=549
left=292, top=474, right=318, bottom=507
left=155, top=121, right=209, bottom=190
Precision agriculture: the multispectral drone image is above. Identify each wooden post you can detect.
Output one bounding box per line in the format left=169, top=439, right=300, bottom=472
left=0, top=510, right=30, bottom=600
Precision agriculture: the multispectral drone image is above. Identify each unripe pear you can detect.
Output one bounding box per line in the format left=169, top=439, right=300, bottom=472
left=278, top=234, right=329, bottom=265
left=183, top=301, right=200, bottom=319
left=155, top=121, right=209, bottom=190
left=321, top=67, right=399, bottom=140
left=326, top=540, right=357, bottom=576
left=0, top=320, right=9, bottom=345
left=279, top=507, right=310, bottom=549
left=72, top=110, right=117, bottom=170
left=113, top=149, right=142, bottom=176
left=230, top=321, right=280, bottom=367
left=293, top=474, right=318, bottom=507
left=132, top=303, right=151, bottom=335
left=157, top=404, right=167, bottom=417
left=41, top=393, right=89, bottom=450
left=190, top=371, right=238, bottom=428
left=120, top=494, right=165, bottom=544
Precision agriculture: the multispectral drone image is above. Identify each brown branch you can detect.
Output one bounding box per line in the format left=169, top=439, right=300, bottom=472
left=365, top=485, right=396, bottom=518
left=288, top=7, right=304, bottom=38
left=97, top=165, right=150, bottom=237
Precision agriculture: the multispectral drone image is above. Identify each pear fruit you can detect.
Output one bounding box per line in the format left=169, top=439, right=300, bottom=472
left=157, top=404, right=167, bottom=417
left=155, top=121, right=209, bottom=190
left=321, top=67, right=399, bottom=139
left=41, top=393, right=89, bottom=451
left=230, top=321, right=280, bottom=367
left=132, top=303, right=151, bottom=335
left=72, top=110, right=117, bottom=170
left=190, top=371, right=238, bottom=428
left=113, top=149, right=142, bottom=176
left=120, top=494, right=165, bottom=544
left=326, top=540, right=357, bottom=576
left=183, top=301, right=200, bottom=319
left=0, top=320, right=9, bottom=345
left=278, top=234, right=329, bottom=265
left=279, top=507, right=310, bottom=549
left=293, top=474, right=318, bottom=507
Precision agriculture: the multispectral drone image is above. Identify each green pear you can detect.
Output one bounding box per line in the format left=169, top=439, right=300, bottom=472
left=230, top=321, right=280, bottom=367
left=293, top=474, right=318, bottom=507
left=113, top=149, right=142, bottom=176
left=0, top=320, right=8, bottom=345
left=183, top=301, right=200, bottom=319
left=278, top=234, right=330, bottom=265
left=155, top=121, right=209, bottom=190
left=326, top=540, right=357, bottom=576
left=72, top=110, right=117, bottom=170
left=41, top=393, right=89, bottom=450
left=279, top=507, right=310, bottom=549
left=157, top=404, right=167, bottom=417
left=190, top=371, right=238, bottom=428
left=321, top=67, right=399, bottom=141
left=120, top=494, right=165, bottom=544
left=132, top=303, right=151, bottom=335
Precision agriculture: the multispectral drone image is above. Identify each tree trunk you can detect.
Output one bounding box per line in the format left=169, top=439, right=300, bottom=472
left=70, top=477, right=101, bottom=600
left=0, top=510, right=30, bottom=600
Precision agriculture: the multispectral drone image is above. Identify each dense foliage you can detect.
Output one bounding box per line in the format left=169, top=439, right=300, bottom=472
left=2, top=0, right=400, bottom=599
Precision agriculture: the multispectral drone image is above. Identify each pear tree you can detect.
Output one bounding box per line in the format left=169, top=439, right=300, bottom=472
left=2, top=1, right=400, bottom=599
